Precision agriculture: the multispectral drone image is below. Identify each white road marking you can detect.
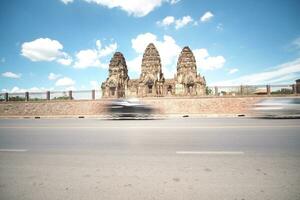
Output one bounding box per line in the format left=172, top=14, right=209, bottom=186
left=176, top=151, right=244, bottom=155
left=0, top=125, right=299, bottom=129
left=0, top=149, right=28, bottom=152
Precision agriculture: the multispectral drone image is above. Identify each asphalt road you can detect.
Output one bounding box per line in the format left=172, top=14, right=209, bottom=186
left=0, top=118, right=300, bottom=200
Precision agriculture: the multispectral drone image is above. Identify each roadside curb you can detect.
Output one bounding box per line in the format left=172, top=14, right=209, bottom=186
left=0, top=114, right=251, bottom=119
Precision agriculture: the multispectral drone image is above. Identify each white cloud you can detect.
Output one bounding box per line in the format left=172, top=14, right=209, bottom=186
left=129, top=33, right=226, bottom=78
left=21, top=38, right=72, bottom=66
left=2, top=71, right=21, bottom=79
left=194, top=48, right=209, bottom=58
left=293, top=37, right=300, bottom=47
left=48, top=73, right=61, bottom=80
left=57, top=52, right=73, bottom=66
left=74, top=40, right=117, bottom=69
left=98, top=43, right=118, bottom=57
left=169, top=0, right=180, bottom=4
left=57, top=58, right=72, bottom=66
left=21, top=38, right=62, bottom=62
left=157, top=16, right=175, bottom=27
left=131, top=33, right=158, bottom=54
left=213, top=58, right=300, bottom=86
left=129, top=32, right=181, bottom=78
left=55, top=77, right=75, bottom=87
left=60, top=0, right=74, bottom=4
left=129, top=32, right=226, bottom=78
left=96, top=40, right=102, bottom=49
left=162, top=65, right=176, bottom=79
left=202, top=56, right=225, bottom=70
left=90, top=80, right=100, bottom=89
left=200, top=11, right=214, bottom=22
left=84, top=0, right=165, bottom=17
left=194, top=48, right=226, bottom=70
left=158, top=15, right=194, bottom=29
left=158, top=35, right=182, bottom=66
left=216, top=23, right=223, bottom=31
left=127, top=55, right=143, bottom=73
left=132, top=33, right=182, bottom=66
left=74, top=49, right=100, bottom=68
left=291, top=37, right=300, bottom=51
left=83, top=0, right=180, bottom=17
left=19, top=38, right=115, bottom=69
left=10, top=87, right=25, bottom=93
left=2, top=86, right=54, bottom=93
left=175, top=15, right=193, bottom=29
left=65, top=86, right=76, bottom=91
left=228, top=68, right=239, bottom=74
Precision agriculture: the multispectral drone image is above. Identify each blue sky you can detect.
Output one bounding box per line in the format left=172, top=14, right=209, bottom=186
left=0, top=0, right=300, bottom=92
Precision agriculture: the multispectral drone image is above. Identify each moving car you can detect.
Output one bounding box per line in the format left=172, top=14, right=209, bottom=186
left=252, top=97, right=300, bottom=118
left=105, top=98, right=155, bottom=119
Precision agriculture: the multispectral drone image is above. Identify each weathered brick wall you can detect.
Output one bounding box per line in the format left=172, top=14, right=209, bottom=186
left=0, top=96, right=263, bottom=116
left=0, top=100, right=107, bottom=116
left=142, top=96, right=261, bottom=114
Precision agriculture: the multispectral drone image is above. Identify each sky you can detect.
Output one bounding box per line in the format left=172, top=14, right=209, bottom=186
left=0, top=0, right=300, bottom=93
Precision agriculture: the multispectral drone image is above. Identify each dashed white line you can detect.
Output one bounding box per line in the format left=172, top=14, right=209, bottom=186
left=0, top=125, right=299, bottom=129
left=176, top=151, right=244, bottom=155
left=0, top=149, right=28, bottom=152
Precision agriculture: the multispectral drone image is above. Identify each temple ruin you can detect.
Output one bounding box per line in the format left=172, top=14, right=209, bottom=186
left=101, top=43, right=206, bottom=98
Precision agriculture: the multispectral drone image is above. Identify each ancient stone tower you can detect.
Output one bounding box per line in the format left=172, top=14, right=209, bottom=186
left=175, top=46, right=206, bottom=95
left=101, top=43, right=206, bottom=98
left=101, top=52, right=129, bottom=98
left=138, top=43, right=165, bottom=96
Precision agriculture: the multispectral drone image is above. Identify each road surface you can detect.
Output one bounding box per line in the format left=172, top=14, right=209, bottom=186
left=0, top=118, right=300, bottom=200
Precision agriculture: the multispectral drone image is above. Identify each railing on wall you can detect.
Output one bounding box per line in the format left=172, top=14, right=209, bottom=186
left=0, top=90, right=101, bottom=102
left=0, top=84, right=299, bottom=102
left=206, top=84, right=297, bottom=96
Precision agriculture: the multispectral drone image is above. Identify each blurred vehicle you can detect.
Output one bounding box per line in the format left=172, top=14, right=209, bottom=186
left=252, top=98, right=300, bottom=118
left=105, top=98, right=155, bottom=119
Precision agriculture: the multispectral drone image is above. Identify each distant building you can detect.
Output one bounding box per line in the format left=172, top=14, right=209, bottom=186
left=254, top=88, right=267, bottom=95
left=101, top=43, right=206, bottom=98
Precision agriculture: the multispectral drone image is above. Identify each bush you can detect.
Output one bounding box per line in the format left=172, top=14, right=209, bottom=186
left=8, top=96, right=25, bottom=101
left=205, top=87, right=213, bottom=95
left=271, top=88, right=293, bottom=95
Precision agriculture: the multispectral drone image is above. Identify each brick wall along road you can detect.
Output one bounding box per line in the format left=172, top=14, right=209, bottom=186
left=0, top=96, right=265, bottom=116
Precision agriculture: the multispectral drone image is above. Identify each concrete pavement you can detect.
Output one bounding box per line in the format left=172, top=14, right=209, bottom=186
left=0, top=118, right=300, bottom=200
